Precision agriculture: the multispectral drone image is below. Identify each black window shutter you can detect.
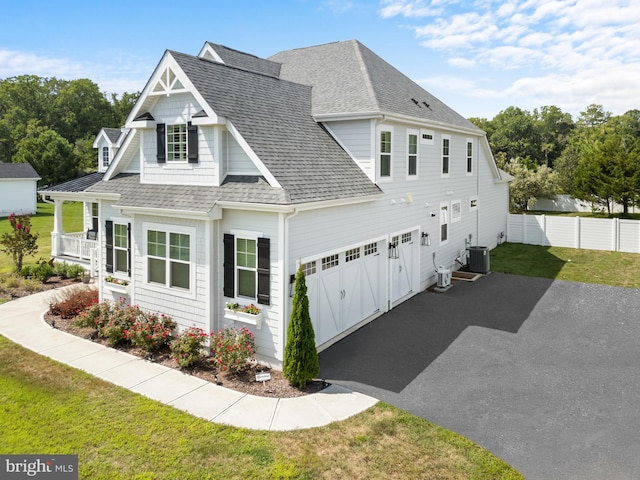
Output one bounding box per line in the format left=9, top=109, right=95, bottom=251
left=187, top=122, right=198, bottom=163
left=257, top=237, right=270, bottom=305
left=105, top=220, right=114, bottom=273
left=156, top=123, right=166, bottom=163
left=127, top=223, right=131, bottom=277
left=223, top=234, right=235, bottom=298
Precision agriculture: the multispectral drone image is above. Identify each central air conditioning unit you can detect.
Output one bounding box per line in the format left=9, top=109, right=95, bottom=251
left=437, top=266, right=451, bottom=288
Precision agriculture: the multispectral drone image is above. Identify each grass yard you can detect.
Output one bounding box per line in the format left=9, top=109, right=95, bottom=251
left=0, top=202, right=84, bottom=274
left=491, top=242, right=640, bottom=289
left=0, top=336, right=522, bottom=479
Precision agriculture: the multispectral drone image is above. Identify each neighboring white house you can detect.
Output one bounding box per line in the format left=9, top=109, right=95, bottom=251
left=0, top=162, right=40, bottom=217
left=39, top=40, right=510, bottom=367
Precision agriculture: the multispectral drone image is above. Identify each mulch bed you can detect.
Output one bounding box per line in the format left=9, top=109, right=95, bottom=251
left=36, top=280, right=327, bottom=398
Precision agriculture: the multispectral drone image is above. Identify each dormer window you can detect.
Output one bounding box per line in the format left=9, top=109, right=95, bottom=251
left=156, top=122, right=199, bottom=164
left=102, top=147, right=109, bottom=167
left=167, top=124, right=187, bottom=161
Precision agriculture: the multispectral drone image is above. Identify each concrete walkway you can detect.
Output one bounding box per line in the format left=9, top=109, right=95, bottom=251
left=0, top=286, right=377, bottom=431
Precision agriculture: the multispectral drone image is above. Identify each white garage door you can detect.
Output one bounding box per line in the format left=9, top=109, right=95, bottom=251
left=390, top=231, right=416, bottom=306
left=304, top=240, right=384, bottom=348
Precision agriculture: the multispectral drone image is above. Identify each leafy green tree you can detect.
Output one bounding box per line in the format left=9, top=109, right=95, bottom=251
left=0, top=213, right=39, bottom=273
left=110, top=91, right=140, bottom=126
left=534, top=105, right=574, bottom=167
left=283, top=264, right=319, bottom=388
left=504, top=158, right=557, bottom=212
left=489, top=106, right=539, bottom=162
left=13, top=124, right=78, bottom=186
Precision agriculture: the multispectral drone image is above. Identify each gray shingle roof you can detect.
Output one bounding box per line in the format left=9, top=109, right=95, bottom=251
left=269, top=40, right=482, bottom=132
left=204, top=42, right=282, bottom=77
left=85, top=173, right=288, bottom=212
left=103, top=128, right=122, bottom=143
left=39, top=172, right=104, bottom=193
left=171, top=50, right=382, bottom=204
left=0, top=162, right=39, bottom=180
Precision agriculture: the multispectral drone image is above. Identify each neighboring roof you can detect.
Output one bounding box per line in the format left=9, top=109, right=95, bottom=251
left=171, top=50, right=382, bottom=204
left=85, top=174, right=289, bottom=211
left=39, top=172, right=104, bottom=193
left=203, top=42, right=282, bottom=77
left=0, top=162, right=40, bottom=180
left=269, top=40, right=482, bottom=132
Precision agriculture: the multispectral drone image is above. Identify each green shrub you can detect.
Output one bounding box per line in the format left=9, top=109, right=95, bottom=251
left=283, top=265, right=319, bottom=388
left=21, top=259, right=54, bottom=282
left=52, top=262, right=85, bottom=279
left=170, top=327, right=210, bottom=368
left=124, top=312, right=176, bottom=352
left=22, top=278, right=43, bottom=292
left=211, top=326, right=256, bottom=373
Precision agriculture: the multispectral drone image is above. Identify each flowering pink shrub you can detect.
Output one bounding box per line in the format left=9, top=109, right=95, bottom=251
left=211, top=326, right=256, bottom=373
left=0, top=213, right=38, bottom=273
left=170, top=327, right=210, bottom=368
left=124, top=312, right=176, bottom=352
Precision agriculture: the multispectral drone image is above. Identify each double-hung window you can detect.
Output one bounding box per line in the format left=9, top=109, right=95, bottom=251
left=113, top=224, right=129, bottom=274
left=224, top=233, right=271, bottom=305
left=102, top=146, right=109, bottom=167
left=236, top=238, right=257, bottom=298
left=147, top=228, right=191, bottom=290
left=466, top=139, right=473, bottom=175
left=380, top=130, right=392, bottom=178
left=156, top=122, right=198, bottom=164
left=442, top=136, right=450, bottom=176
left=105, top=220, right=130, bottom=277
left=440, top=203, right=449, bottom=245
left=407, top=131, right=418, bottom=177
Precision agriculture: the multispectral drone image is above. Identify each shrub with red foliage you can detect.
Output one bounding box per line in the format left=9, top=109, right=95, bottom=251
left=49, top=288, right=99, bottom=319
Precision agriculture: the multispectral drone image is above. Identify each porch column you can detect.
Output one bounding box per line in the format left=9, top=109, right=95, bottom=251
left=51, top=199, right=65, bottom=257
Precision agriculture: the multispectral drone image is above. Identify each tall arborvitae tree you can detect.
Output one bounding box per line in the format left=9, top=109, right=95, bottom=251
left=283, top=264, right=319, bottom=388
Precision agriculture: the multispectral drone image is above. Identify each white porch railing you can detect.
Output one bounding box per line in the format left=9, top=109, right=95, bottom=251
left=52, top=232, right=99, bottom=274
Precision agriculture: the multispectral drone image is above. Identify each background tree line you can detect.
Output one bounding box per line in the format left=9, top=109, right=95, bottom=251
left=0, top=75, right=138, bottom=186
left=470, top=104, right=640, bottom=214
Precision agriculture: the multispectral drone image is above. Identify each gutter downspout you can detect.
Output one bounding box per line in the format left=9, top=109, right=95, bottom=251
left=279, top=207, right=299, bottom=364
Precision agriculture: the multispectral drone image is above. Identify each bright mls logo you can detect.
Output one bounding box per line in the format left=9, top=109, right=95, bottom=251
left=1, top=455, right=78, bottom=479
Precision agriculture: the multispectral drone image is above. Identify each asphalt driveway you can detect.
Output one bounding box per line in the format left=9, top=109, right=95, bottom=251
left=319, top=272, right=640, bottom=480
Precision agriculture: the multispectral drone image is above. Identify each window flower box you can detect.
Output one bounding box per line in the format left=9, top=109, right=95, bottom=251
left=224, top=303, right=263, bottom=329
left=104, top=276, right=131, bottom=295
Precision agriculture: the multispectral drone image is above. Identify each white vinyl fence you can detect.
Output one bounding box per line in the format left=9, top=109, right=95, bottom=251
left=507, top=214, right=640, bottom=253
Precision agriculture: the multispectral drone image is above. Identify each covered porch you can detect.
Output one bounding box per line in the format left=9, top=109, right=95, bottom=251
left=38, top=172, right=106, bottom=276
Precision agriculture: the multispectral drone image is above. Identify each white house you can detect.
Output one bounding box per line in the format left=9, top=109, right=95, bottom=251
left=0, top=162, right=40, bottom=217
left=40, top=40, right=510, bottom=367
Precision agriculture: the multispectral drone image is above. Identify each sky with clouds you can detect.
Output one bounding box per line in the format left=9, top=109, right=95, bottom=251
left=0, top=0, right=638, bottom=120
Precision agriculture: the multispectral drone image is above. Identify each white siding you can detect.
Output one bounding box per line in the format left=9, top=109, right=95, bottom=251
left=219, top=210, right=283, bottom=364
left=325, top=119, right=374, bottom=180
left=0, top=179, right=37, bottom=217
left=223, top=130, right=260, bottom=176
left=141, top=92, right=219, bottom=185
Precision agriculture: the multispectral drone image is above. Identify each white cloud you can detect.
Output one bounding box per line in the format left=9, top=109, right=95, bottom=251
left=379, top=0, right=446, bottom=18
left=378, top=0, right=640, bottom=116
left=0, top=48, right=150, bottom=94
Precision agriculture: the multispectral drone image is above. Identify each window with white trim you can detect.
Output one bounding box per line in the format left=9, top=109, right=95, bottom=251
left=466, top=139, right=473, bottom=174
left=322, top=254, right=339, bottom=270
left=470, top=196, right=478, bottom=211
left=147, top=228, right=191, bottom=290
left=102, top=146, right=109, bottom=167
left=407, top=131, right=418, bottom=177
left=442, top=136, right=450, bottom=176
left=364, top=242, right=378, bottom=256
left=301, top=261, right=316, bottom=277
left=401, top=232, right=412, bottom=243
left=345, top=248, right=360, bottom=262
left=440, top=203, right=449, bottom=244
left=380, top=130, right=392, bottom=178
left=167, top=124, right=187, bottom=162
left=113, top=224, right=129, bottom=274
left=420, top=129, right=434, bottom=145
left=236, top=237, right=257, bottom=299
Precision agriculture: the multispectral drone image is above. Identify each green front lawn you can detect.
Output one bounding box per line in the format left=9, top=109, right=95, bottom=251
left=0, top=201, right=84, bottom=274
left=0, top=336, right=522, bottom=479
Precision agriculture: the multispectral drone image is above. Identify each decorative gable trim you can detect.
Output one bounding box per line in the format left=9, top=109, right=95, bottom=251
left=150, top=65, right=187, bottom=96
